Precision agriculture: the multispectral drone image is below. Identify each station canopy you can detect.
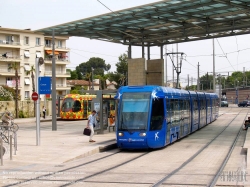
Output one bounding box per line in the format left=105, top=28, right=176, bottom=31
left=36, top=0, right=250, bottom=46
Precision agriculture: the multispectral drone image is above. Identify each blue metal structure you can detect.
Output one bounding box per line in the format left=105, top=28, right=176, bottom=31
left=114, top=85, right=219, bottom=149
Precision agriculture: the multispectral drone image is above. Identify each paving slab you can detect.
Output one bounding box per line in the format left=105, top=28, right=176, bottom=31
left=0, top=117, right=117, bottom=172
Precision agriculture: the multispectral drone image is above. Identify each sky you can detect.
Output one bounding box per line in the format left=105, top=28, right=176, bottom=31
left=1, top=0, right=250, bottom=86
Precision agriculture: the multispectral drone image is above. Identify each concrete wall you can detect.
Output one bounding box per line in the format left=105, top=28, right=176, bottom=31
left=146, top=59, right=164, bottom=86
left=128, top=58, right=146, bottom=85
left=0, top=100, right=55, bottom=118
left=224, top=88, right=250, bottom=104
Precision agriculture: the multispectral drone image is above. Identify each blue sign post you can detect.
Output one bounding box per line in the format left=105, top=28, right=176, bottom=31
left=39, top=77, right=51, bottom=94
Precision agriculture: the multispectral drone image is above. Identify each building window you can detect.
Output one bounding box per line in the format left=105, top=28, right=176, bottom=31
left=6, top=36, right=12, bottom=43
left=24, top=64, right=31, bottom=71
left=25, top=91, right=30, bottom=99
left=24, top=78, right=30, bottom=85
left=7, top=63, right=11, bottom=72
left=36, top=38, right=40, bottom=46
left=45, top=39, right=51, bottom=47
left=58, top=40, right=62, bottom=48
left=24, top=36, right=29, bottom=45
left=36, top=51, right=42, bottom=58
left=24, top=50, right=30, bottom=58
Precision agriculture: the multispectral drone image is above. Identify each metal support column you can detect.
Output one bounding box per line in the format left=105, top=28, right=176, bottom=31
left=52, top=29, right=57, bottom=131
left=147, top=44, right=150, bottom=60
left=142, top=41, right=145, bottom=58
left=128, top=45, right=132, bottom=59
left=160, top=45, right=163, bottom=59
left=213, top=39, right=216, bottom=93
left=35, top=57, right=40, bottom=146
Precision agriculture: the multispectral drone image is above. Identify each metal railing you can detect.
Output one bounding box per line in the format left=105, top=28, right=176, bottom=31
left=44, top=57, right=69, bottom=62
left=44, top=71, right=70, bottom=75
left=0, top=56, right=21, bottom=61
left=0, top=40, right=20, bottom=46
left=56, top=84, right=71, bottom=87
left=0, top=124, right=17, bottom=166
left=45, top=44, right=70, bottom=50
left=0, top=66, right=21, bottom=73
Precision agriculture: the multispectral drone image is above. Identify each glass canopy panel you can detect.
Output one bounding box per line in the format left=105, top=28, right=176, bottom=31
left=35, top=0, right=250, bottom=46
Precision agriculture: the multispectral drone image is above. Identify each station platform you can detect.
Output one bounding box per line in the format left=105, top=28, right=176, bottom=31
left=0, top=116, right=116, bottom=172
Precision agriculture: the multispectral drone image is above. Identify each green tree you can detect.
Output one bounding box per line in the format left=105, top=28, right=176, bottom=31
left=75, top=57, right=111, bottom=89
left=199, top=74, right=214, bottom=90
left=67, top=69, right=78, bottom=80
left=8, top=62, right=20, bottom=118
left=108, top=53, right=128, bottom=89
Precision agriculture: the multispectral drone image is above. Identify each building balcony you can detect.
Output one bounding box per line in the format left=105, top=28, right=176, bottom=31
left=0, top=56, right=21, bottom=62
left=44, top=71, right=70, bottom=77
left=44, top=57, right=70, bottom=65
left=44, top=44, right=70, bottom=52
left=55, top=84, right=71, bottom=90
left=0, top=66, right=21, bottom=76
left=0, top=40, right=21, bottom=48
left=0, top=80, right=22, bottom=90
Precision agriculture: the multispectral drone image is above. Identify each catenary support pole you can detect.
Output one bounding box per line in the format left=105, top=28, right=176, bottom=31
left=35, top=57, right=40, bottom=145
left=213, top=38, right=216, bottom=93
left=165, top=45, right=167, bottom=86
left=197, top=62, right=200, bottom=91
left=52, top=29, right=57, bottom=131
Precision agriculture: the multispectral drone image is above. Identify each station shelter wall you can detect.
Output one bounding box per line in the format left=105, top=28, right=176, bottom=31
left=128, top=58, right=164, bottom=86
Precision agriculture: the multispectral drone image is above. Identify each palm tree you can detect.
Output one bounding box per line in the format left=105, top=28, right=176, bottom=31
left=96, top=74, right=108, bottom=90
left=8, top=62, right=19, bottom=118
left=26, top=65, right=36, bottom=116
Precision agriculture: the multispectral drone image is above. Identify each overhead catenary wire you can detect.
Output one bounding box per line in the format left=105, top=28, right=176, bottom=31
left=216, top=38, right=236, bottom=71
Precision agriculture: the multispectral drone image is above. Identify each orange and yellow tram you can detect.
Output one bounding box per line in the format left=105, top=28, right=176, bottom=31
left=60, top=94, right=115, bottom=120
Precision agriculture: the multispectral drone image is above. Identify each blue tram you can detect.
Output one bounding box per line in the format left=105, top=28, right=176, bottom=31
left=114, top=85, right=219, bottom=149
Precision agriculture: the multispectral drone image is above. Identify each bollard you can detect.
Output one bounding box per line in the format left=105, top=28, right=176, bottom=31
left=0, top=138, right=3, bottom=166
left=10, top=135, right=12, bottom=160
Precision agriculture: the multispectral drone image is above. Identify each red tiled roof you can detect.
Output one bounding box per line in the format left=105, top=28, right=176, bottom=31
left=67, top=80, right=93, bottom=86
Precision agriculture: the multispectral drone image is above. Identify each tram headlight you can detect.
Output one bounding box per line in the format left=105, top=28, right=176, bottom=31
left=118, top=132, right=124, bottom=136
left=139, top=132, right=146, bottom=137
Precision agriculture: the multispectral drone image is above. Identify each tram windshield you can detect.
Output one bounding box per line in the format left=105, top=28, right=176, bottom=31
left=61, top=98, right=81, bottom=112
left=118, top=92, right=150, bottom=131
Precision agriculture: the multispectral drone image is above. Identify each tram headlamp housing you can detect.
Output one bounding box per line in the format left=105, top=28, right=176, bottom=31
left=118, top=132, right=124, bottom=136
left=139, top=132, right=146, bottom=137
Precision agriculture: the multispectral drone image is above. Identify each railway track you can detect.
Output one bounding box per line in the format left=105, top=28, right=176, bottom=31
left=3, top=108, right=248, bottom=187
left=152, top=108, right=249, bottom=187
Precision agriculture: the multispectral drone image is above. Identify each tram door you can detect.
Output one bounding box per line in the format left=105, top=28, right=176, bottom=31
left=83, top=100, right=88, bottom=119
left=166, top=99, right=171, bottom=145
left=179, top=100, right=184, bottom=138
left=167, top=99, right=180, bottom=143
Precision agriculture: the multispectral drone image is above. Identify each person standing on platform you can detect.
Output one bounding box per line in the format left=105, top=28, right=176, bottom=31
left=87, top=110, right=96, bottom=142
left=42, top=106, right=46, bottom=119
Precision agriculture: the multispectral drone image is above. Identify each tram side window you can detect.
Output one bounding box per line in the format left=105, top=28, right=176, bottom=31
left=150, top=98, right=164, bottom=131
left=61, top=98, right=74, bottom=112
left=72, top=100, right=81, bottom=112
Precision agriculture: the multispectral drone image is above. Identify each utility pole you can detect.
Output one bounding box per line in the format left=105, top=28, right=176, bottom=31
left=206, top=72, right=208, bottom=91
left=172, top=45, right=174, bottom=87
left=187, top=74, right=189, bottom=87
left=52, top=29, right=57, bottom=131
left=165, top=45, right=167, bottom=85
left=197, top=62, right=200, bottom=91
left=166, top=52, right=185, bottom=89
left=243, top=67, right=245, bottom=87
left=213, top=39, right=216, bottom=93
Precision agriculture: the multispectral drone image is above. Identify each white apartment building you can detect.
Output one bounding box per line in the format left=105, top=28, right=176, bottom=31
left=0, top=27, right=71, bottom=101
